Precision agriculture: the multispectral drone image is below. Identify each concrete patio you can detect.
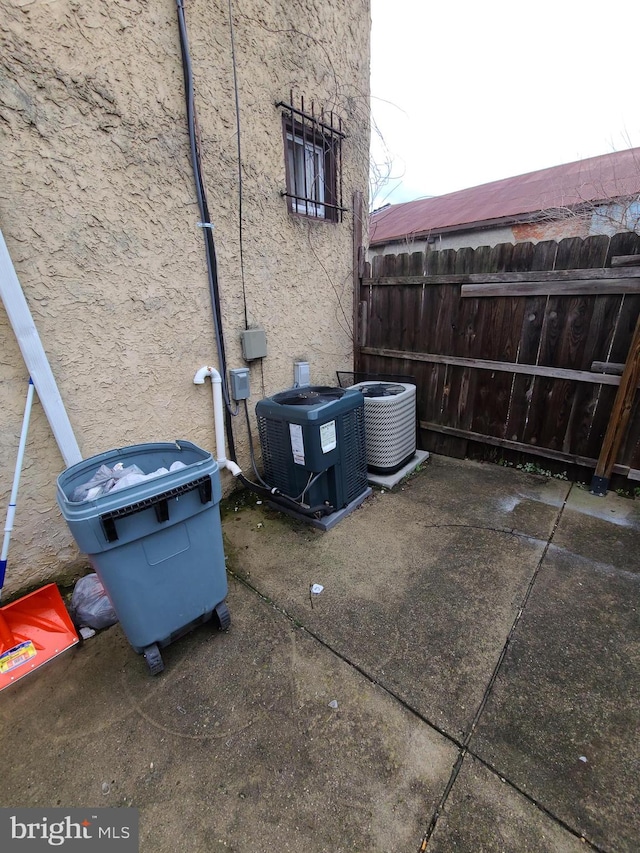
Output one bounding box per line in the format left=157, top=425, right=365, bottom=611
left=1, top=454, right=638, bottom=852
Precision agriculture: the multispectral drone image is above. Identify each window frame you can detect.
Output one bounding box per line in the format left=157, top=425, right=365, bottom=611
left=278, top=97, right=345, bottom=223
left=285, top=125, right=327, bottom=218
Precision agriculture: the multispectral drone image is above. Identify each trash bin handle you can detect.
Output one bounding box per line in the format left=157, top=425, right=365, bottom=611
left=99, top=475, right=213, bottom=543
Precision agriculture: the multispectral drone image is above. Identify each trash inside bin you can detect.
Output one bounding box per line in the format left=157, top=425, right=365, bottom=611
left=71, top=460, right=188, bottom=502
left=57, top=440, right=230, bottom=675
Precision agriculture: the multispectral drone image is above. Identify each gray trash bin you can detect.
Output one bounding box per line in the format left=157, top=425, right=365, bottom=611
left=57, top=440, right=229, bottom=675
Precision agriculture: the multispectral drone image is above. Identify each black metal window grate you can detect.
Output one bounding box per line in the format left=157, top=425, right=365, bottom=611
left=277, top=92, right=346, bottom=222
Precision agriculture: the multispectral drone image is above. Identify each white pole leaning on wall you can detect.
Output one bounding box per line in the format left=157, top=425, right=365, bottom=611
left=0, top=228, right=82, bottom=468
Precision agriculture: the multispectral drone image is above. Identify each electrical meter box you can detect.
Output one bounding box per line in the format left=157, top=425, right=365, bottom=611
left=241, top=328, right=267, bottom=361
left=229, top=368, right=250, bottom=400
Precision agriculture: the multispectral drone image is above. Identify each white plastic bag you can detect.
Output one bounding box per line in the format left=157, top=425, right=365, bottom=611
left=109, top=470, right=149, bottom=492
left=71, top=460, right=187, bottom=501
left=71, top=464, right=145, bottom=502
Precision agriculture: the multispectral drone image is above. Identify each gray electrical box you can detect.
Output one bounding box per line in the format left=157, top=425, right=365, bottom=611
left=229, top=368, right=251, bottom=400
left=294, top=361, right=310, bottom=387
left=241, top=328, right=267, bottom=361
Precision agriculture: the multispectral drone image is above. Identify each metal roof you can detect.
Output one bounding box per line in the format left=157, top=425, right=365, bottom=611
left=369, top=147, right=640, bottom=245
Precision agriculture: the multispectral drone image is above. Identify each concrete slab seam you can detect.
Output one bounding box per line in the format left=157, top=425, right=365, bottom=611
left=417, top=481, right=574, bottom=852
left=228, top=562, right=601, bottom=853
left=459, top=751, right=608, bottom=853
left=227, top=487, right=604, bottom=853
left=227, top=568, right=464, bottom=749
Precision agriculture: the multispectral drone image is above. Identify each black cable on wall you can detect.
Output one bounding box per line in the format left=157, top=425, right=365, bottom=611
left=176, top=0, right=237, bottom=459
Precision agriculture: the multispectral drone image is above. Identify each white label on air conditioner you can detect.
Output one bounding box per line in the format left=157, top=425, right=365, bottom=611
left=289, top=423, right=305, bottom=465
left=320, top=420, right=337, bottom=454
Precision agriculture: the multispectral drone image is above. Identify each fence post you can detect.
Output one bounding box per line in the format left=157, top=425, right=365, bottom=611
left=591, top=310, right=640, bottom=495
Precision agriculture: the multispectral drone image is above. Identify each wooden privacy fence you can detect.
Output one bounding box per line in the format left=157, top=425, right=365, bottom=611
left=356, top=233, right=640, bottom=483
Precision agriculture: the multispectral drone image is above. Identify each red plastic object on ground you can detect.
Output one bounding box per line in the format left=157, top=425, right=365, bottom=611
left=0, top=583, right=78, bottom=692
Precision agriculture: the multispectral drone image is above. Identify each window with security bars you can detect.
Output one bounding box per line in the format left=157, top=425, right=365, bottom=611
left=278, top=95, right=346, bottom=222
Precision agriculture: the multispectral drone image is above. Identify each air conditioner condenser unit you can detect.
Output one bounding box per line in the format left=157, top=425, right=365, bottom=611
left=348, top=381, right=417, bottom=474
left=255, top=386, right=370, bottom=524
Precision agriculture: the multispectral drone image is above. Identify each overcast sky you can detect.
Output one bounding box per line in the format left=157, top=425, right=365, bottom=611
left=370, top=0, right=640, bottom=208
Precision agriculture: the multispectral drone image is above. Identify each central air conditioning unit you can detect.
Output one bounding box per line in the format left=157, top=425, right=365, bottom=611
left=255, top=386, right=368, bottom=514
left=348, top=381, right=417, bottom=474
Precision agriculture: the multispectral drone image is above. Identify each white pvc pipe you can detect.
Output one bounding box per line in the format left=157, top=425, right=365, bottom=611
left=193, top=366, right=241, bottom=477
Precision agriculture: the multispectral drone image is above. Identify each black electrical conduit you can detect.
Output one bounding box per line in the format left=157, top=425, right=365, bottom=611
left=176, top=0, right=237, bottom=461
left=236, top=473, right=335, bottom=518
left=176, top=1, right=333, bottom=521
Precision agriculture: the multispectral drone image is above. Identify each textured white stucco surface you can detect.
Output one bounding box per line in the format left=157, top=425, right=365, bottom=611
left=0, top=0, right=370, bottom=594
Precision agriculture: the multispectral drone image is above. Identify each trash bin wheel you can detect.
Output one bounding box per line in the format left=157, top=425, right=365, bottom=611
left=143, top=643, right=164, bottom=676
left=213, top=601, right=231, bottom=631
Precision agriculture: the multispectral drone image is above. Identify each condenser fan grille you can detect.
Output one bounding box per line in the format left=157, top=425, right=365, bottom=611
left=272, top=386, right=345, bottom=406
left=360, top=383, right=405, bottom=398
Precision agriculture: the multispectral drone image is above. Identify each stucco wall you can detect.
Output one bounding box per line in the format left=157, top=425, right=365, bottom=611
left=0, top=0, right=370, bottom=596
